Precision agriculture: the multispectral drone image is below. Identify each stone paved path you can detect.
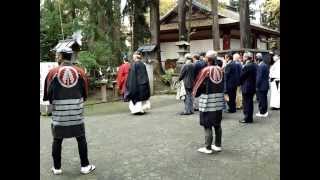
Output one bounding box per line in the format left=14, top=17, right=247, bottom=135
left=40, top=95, right=280, bottom=180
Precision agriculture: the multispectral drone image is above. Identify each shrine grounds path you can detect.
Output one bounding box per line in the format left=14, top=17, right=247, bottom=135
left=40, top=95, right=280, bottom=180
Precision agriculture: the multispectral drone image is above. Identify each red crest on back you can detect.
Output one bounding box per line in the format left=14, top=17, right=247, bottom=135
left=57, top=66, right=79, bottom=88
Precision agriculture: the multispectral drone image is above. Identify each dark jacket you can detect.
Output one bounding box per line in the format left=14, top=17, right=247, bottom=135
left=179, top=63, right=195, bottom=89
left=196, top=76, right=224, bottom=128
left=215, top=59, right=223, bottom=67
left=256, top=61, right=270, bottom=91
left=240, top=61, right=257, bottom=94
left=194, top=60, right=207, bottom=78
left=235, top=61, right=242, bottom=86
left=126, top=61, right=151, bottom=104
left=224, top=60, right=240, bottom=92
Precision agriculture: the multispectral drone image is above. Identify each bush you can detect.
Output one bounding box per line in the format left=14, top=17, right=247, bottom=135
left=78, top=51, right=99, bottom=71
left=161, top=68, right=175, bottom=85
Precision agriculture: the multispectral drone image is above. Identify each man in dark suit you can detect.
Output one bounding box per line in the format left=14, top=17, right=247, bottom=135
left=255, top=53, right=270, bottom=117
left=233, top=53, right=243, bottom=109
left=194, top=53, right=207, bottom=78
left=224, top=52, right=240, bottom=113
left=179, top=53, right=195, bottom=115
left=239, top=52, right=257, bottom=123
left=193, top=53, right=207, bottom=111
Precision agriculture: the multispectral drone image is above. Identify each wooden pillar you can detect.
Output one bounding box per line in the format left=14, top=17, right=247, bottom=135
left=252, top=33, right=257, bottom=49
left=223, top=30, right=231, bottom=50
left=178, top=0, right=187, bottom=41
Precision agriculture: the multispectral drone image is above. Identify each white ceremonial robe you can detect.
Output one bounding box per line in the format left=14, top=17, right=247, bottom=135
left=129, top=100, right=151, bottom=114
left=269, top=60, right=280, bottom=108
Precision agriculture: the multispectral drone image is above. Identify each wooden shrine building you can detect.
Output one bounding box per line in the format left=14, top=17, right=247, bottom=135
left=159, top=0, right=280, bottom=61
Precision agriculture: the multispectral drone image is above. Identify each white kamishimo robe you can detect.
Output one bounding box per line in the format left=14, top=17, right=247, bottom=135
left=129, top=100, right=151, bottom=114
left=269, top=60, right=280, bottom=108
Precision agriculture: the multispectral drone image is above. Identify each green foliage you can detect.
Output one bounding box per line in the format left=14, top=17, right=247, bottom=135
left=123, top=0, right=151, bottom=50
left=40, top=0, right=126, bottom=66
left=161, top=68, right=175, bottom=85
left=261, top=0, right=279, bottom=29
left=93, top=40, right=113, bottom=66
left=40, top=0, right=64, bottom=61
left=78, top=51, right=99, bottom=71
left=160, top=0, right=176, bottom=16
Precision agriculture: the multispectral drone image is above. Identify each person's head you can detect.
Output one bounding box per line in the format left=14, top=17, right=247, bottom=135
left=233, top=53, right=240, bottom=61
left=57, top=47, right=73, bottom=65
left=225, top=52, right=233, bottom=61
left=123, top=55, right=129, bottom=63
left=243, top=52, right=253, bottom=62
left=133, top=51, right=142, bottom=62
left=216, top=57, right=224, bottom=67
left=199, top=52, right=206, bottom=60
left=272, top=50, right=280, bottom=62
left=184, top=53, right=193, bottom=64
left=192, top=53, right=200, bottom=62
left=205, top=50, right=217, bottom=65
left=55, top=52, right=62, bottom=64
left=256, top=53, right=263, bottom=62
left=273, top=54, right=280, bottom=62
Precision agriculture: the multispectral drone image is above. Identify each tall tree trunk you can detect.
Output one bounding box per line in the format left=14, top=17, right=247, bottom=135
left=132, top=0, right=148, bottom=52
left=277, top=15, right=280, bottom=51
left=132, top=2, right=139, bottom=51
left=178, top=0, right=187, bottom=41
left=239, top=0, right=251, bottom=48
left=88, top=0, right=98, bottom=50
left=211, top=0, right=220, bottom=50
left=113, top=0, right=122, bottom=66
left=129, top=2, right=135, bottom=53
left=187, top=0, right=192, bottom=43
left=150, top=0, right=164, bottom=75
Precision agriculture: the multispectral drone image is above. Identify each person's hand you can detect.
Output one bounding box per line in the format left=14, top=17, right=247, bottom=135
left=224, top=94, right=229, bottom=102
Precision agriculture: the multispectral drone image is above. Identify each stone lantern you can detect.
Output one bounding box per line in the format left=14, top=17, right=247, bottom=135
left=175, top=41, right=190, bottom=73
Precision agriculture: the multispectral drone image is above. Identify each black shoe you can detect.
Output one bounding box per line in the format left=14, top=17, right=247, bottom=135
left=270, top=107, right=280, bottom=110
left=180, top=112, right=194, bottom=115
left=194, top=109, right=199, bottom=111
left=134, top=112, right=145, bottom=115
left=226, top=110, right=236, bottom=113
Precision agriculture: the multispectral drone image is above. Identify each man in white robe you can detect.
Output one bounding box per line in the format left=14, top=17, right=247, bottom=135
left=269, top=54, right=280, bottom=110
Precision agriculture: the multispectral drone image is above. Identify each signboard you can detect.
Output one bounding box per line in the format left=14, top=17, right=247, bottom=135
left=40, top=62, right=58, bottom=107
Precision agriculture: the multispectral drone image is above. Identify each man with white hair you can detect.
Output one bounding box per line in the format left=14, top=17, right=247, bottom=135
left=178, top=53, right=195, bottom=115
left=224, top=52, right=240, bottom=113
left=256, top=53, right=270, bottom=117
left=239, top=52, right=257, bottom=123
left=192, top=50, right=224, bottom=153
left=233, top=53, right=243, bottom=109
left=269, top=53, right=280, bottom=110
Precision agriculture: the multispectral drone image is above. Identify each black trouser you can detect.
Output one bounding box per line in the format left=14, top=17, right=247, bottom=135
left=52, top=135, right=90, bottom=169
left=227, top=87, right=237, bottom=113
left=242, top=93, right=254, bottom=122
left=257, top=90, right=268, bottom=114
left=204, top=125, right=222, bottom=149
